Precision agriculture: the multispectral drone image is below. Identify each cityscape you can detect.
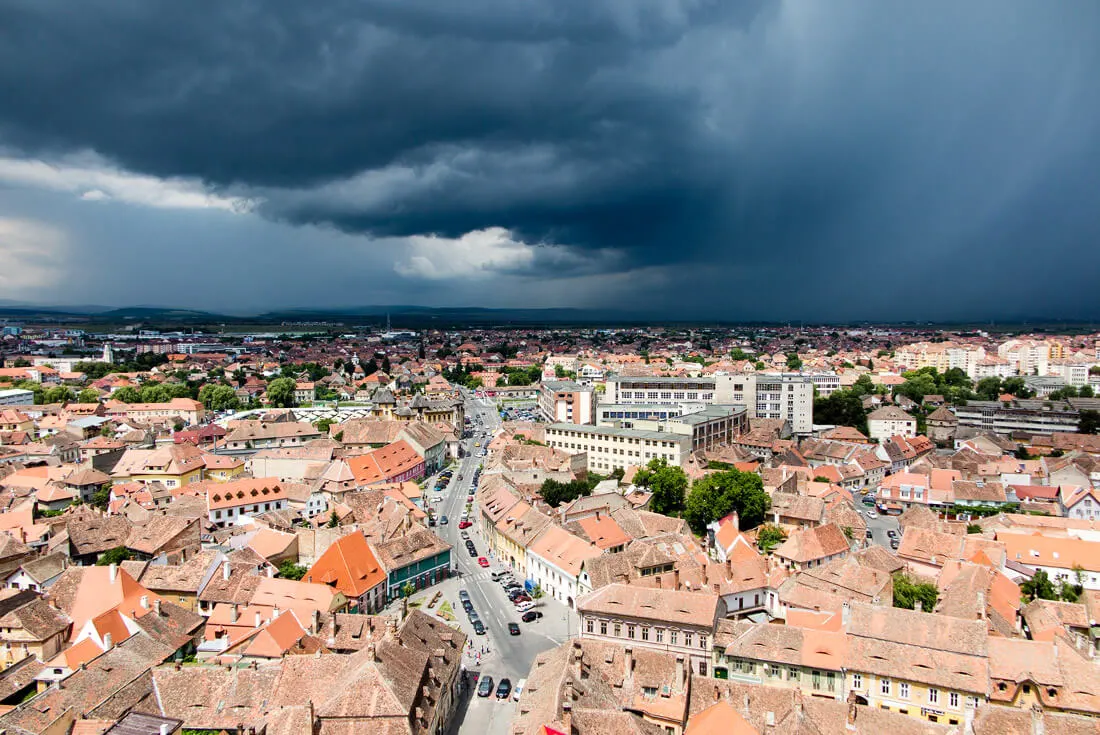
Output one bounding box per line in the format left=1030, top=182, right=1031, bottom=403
left=0, top=322, right=1097, bottom=735
left=2, top=2, right=1100, bottom=735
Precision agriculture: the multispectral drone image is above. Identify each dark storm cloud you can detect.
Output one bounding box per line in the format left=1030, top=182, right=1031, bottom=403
left=2, top=0, right=1100, bottom=319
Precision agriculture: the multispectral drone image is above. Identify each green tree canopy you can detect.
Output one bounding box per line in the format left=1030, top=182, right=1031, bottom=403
left=267, top=377, right=298, bottom=407
left=633, top=458, right=688, bottom=516
left=76, top=388, right=101, bottom=403
left=278, top=560, right=308, bottom=580
left=1078, top=409, right=1100, bottom=435
left=111, top=386, right=141, bottom=403
left=539, top=478, right=593, bottom=508
left=1020, top=569, right=1057, bottom=601
left=43, top=386, right=74, bottom=404
left=683, top=469, right=770, bottom=535
left=96, top=546, right=133, bottom=566
left=893, top=573, right=939, bottom=611
left=198, top=383, right=241, bottom=411
left=813, top=389, right=868, bottom=434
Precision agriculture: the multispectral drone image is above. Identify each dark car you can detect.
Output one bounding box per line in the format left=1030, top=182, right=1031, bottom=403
left=473, top=620, right=486, bottom=635
left=477, top=676, right=494, bottom=697
left=467, top=547, right=478, bottom=557
left=440, top=515, right=448, bottom=525
left=462, top=600, right=474, bottom=613
left=890, top=539, right=900, bottom=550
left=508, top=622, right=520, bottom=636
left=865, top=529, right=873, bottom=538
left=496, top=679, right=512, bottom=699
left=521, top=610, right=543, bottom=623
left=887, top=529, right=897, bottom=538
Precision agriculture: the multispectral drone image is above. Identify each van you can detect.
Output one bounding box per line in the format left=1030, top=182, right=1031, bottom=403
left=512, top=678, right=526, bottom=701
left=491, top=570, right=510, bottom=582
left=515, top=601, right=536, bottom=613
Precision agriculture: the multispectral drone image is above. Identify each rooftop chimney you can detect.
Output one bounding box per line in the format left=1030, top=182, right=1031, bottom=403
left=841, top=601, right=851, bottom=627
left=254, top=612, right=262, bottom=627
left=562, top=700, right=573, bottom=734
left=312, top=609, right=320, bottom=635
left=675, top=655, right=686, bottom=693
left=914, top=600, right=922, bottom=612
left=154, top=598, right=163, bottom=616
left=230, top=604, right=239, bottom=623
left=140, top=595, right=149, bottom=610
left=160, top=724, right=170, bottom=735
left=624, top=647, right=634, bottom=680
left=267, top=565, right=275, bottom=578
left=109, top=563, right=118, bottom=584
left=726, top=558, right=733, bottom=575
left=223, top=562, right=231, bottom=581
left=673, top=568, right=680, bottom=590
left=103, top=632, right=113, bottom=650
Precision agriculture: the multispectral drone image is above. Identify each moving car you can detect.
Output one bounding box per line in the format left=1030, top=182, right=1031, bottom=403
left=512, top=679, right=526, bottom=701
left=496, top=679, right=512, bottom=699
left=458, top=521, right=472, bottom=529
left=508, top=622, right=520, bottom=636
left=467, top=547, right=478, bottom=557
left=865, top=510, right=878, bottom=519
left=477, top=676, right=494, bottom=697
left=478, top=557, right=490, bottom=568
left=521, top=610, right=543, bottom=623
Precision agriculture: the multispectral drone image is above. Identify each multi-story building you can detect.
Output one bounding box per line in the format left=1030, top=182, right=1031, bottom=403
left=527, top=524, right=601, bottom=608
left=866, top=406, right=917, bottom=442
left=1047, top=360, right=1091, bottom=387
left=804, top=372, right=841, bottom=397
left=606, top=373, right=813, bottom=434
left=0, top=389, right=34, bottom=407
left=998, top=339, right=1053, bottom=376
left=104, top=397, right=205, bottom=426
left=206, top=477, right=288, bottom=527
left=894, top=342, right=987, bottom=378
left=578, top=584, right=723, bottom=677
left=544, top=423, right=694, bottom=473
left=597, top=405, right=747, bottom=452
left=538, top=380, right=596, bottom=425
left=953, top=399, right=1098, bottom=435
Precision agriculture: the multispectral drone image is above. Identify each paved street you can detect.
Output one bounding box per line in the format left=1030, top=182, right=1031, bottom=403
left=417, top=392, right=576, bottom=735
left=862, top=506, right=900, bottom=550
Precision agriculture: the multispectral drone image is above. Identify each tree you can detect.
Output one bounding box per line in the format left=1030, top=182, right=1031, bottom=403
left=112, top=386, right=141, bottom=403
left=975, top=377, right=1003, bottom=401
left=634, top=458, right=688, bottom=516
left=43, top=386, right=74, bottom=404
left=96, top=546, right=133, bottom=566
left=850, top=374, right=875, bottom=397
left=1001, top=377, right=1034, bottom=399
left=76, top=388, right=101, bottom=403
left=730, top=348, right=748, bottom=361
left=813, top=389, right=868, bottom=434
left=683, top=469, right=770, bottom=535
left=89, top=485, right=111, bottom=509
left=786, top=352, right=803, bottom=370
left=1021, top=569, right=1058, bottom=601
left=267, top=377, right=297, bottom=407
left=198, top=384, right=240, bottom=411
left=539, top=478, right=592, bottom=508
left=278, top=560, right=308, bottom=580
left=1080, top=385, right=1095, bottom=398
left=326, top=510, right=340, bottom=528
left=315, top=417, right=336, bottom=434
left=756, top=523, right=787, bottom=552
left=11, top=358, right=30, bottom=367
left=1079, top=409, right=1100, bottom=435
left=892, top=573, right=939, bottom=611
left=381, top=355, right=392, bottom=374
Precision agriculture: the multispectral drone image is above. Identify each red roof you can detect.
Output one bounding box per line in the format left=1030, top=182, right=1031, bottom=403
left=303, top=531, right=386, bottom=599
left=347, top=440, right=423, bottom=485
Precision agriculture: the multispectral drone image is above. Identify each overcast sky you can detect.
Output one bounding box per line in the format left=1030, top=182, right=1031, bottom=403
left=2, top=1, right=1099, bottom=321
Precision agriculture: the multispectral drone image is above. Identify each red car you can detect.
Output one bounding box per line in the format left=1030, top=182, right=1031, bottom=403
left=458, top=521, right=472, bottom=529
left=478, top=557, right=490, bottom=568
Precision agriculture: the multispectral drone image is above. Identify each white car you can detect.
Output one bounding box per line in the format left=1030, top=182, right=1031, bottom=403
left=864, top=510, right=878, bottom=519
left=515, top=601, right=536, bottom=613
left=513, top=678, right=526, bottom=701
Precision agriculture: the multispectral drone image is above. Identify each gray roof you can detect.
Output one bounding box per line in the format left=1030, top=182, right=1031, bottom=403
left=608, top=376, right=716, bottom=386
left=673, top=405, right=746, bottom=425
left=541, top=380, right=585, bottom=391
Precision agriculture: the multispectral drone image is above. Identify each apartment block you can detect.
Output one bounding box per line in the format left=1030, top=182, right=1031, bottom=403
left=953, top=399, right=1099, bottom=435
left=538, top=380, right=595, bottom=425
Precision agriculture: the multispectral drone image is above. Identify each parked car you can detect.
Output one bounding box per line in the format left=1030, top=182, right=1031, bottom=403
left=458, top=521, right=472, bottom=529
left=473, top=620, right=486, bottom=635
left=440, top=515, right=448, bottom=525
left=462, top=600, right=474, bottom=613
left=477, top=676, right=494, bottom=697
left=521, top=610, right=543, bottom=623
left=865, top=510, right=878, bottom=519
left=467, top=547, right=478, bottom=557
left=512, top=678, right=526, bottom=701
left=458, top=590, right=470, bottom=601
left=508, top=622, right=520, bottom=636
left=496, top=679, right=512, bottom=699
left=515, top=601, right=536, bottom=612
left=511, top=594, right=531, bottom=604
left=491, top=571, right=510, bottom=581
left=478, top=557, right=490, bottom=568
left=887, top=529, right=897, bottom=538
left=890, top=539, right=900, bottom=550
left=865, top=529, right=873, bottom=538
